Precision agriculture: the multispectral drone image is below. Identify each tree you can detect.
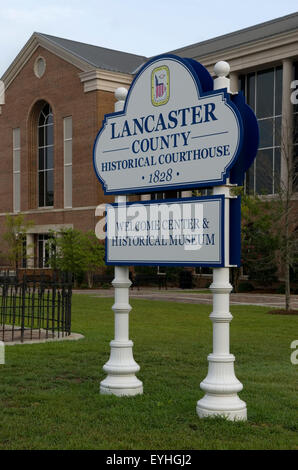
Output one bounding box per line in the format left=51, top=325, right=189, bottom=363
left=232, top=112, right=297, bottom=307
left=1, top=214, right=34, bottom=270
left=275, top=116, right=298, bottom=311
left=230, top=188, right=280, bottom=292
left=47, top=228, right=105, bottom=288
left=82, top=231, right=105, bottom=288
left=47, top=228, right=86, bottom=287
left=241, top=193, right=280, bottom=286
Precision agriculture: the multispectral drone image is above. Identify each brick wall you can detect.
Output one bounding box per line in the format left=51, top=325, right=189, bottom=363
left=0, top=46, right=116, bottom=244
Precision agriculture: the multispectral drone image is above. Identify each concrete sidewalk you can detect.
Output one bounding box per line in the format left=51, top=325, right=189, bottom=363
left=73, top=287, right=298, bottom=309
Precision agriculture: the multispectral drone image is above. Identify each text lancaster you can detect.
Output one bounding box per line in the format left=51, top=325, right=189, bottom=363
left=101, top=145, right=231, bottom=172
left=110, top=103, right=218, bottom=140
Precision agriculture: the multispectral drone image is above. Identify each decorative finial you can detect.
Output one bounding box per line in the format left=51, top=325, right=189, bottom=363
left=115, top=87, right=128, bottom=102
left=214, top=61, right=230, bottom=78
left=213, top=61, right=231, bottom=92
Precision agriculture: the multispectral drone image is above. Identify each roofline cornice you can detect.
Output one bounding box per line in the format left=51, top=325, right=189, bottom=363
left=186, top=29, right=298, bottom=73
left=79, top=69, right=133, bottom=93
left=169, top=12, right=298, bottom=56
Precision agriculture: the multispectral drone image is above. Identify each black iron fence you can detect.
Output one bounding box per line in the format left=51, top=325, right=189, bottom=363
left=0, top=275, right=72, bottom=343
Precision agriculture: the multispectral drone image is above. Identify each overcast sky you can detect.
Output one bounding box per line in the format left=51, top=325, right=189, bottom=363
left=1, top=0, right=297, bottom=76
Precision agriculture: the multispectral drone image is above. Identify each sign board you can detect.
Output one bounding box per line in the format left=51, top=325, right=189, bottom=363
left=106, top=196, right=225, bottom=267
left=94, top=55, right=258, bottom=413
left=93, top=55, right=245, bottom=194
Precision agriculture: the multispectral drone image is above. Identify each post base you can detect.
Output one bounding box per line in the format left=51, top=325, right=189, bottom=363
left=100, top=375, right=143, bottom=396
left=197, top=394, right=247, bottom=421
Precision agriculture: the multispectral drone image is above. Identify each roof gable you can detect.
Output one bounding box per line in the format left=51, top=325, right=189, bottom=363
left=38, top=33, right=147, bottom=74
left=2, top=12, right=297, bottom=89
left=2, top=32, right=147, bottom=90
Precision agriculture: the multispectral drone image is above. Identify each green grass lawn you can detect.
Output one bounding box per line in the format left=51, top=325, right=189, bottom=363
left=0, top=294, right=297, bottom=450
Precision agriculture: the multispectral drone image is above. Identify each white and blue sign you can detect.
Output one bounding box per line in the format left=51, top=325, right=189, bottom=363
left=93, top=55, right=252, bottom=195
left=106, top=196, right=226, bottom=267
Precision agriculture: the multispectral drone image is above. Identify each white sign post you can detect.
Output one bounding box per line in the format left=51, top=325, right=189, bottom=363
left=100, top=88, right=143, bottom=397
left=196, top=62, right=247, bottom=420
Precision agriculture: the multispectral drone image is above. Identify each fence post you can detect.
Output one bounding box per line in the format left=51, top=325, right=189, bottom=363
left=100, top=88, right=143, bottom=396
left=196, top=61, right=247, bottom=421
left=21, top=279, right=26, bottom=343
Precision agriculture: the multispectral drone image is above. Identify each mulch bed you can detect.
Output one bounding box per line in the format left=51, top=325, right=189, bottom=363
left=267, top=309, right=298, bottom=315
left=1, top=326, right=57, bottom=343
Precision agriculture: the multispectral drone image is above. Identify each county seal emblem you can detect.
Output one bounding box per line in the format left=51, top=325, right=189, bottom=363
left=151, top=65, right=170, bottom=106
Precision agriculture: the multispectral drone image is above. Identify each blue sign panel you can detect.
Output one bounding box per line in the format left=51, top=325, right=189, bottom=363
left=230, top=93, right=259, bottom=185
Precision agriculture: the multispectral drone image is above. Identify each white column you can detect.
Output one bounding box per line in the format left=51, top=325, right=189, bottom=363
left=281, top=59, right=293, bottom=189
left=197, top=62, right=247, bottom=421
left=26, top=233, right=34, bottom=268
left=100, top=88, right=143, bottom=396
left=229, top=72, right=238, bottom=94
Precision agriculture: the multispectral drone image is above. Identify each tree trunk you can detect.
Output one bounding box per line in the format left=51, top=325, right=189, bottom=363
left=285, top=232, right=291, bottom=311
left=231, top=267, right=240, bottom=293
left=87, top=271, right=93, bottom=289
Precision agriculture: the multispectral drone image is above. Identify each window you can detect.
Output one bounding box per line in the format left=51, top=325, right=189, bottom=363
left=13, top=128, right=21, bottom=212
left=150, top=191, right=182, bottom=200
left=38, top=103, right=54, bottom=207
left=34, top=57, right=46, bottom=79
left=239, top=67, right=282, bottom=195
left=64, top=116, right=72, bottom=208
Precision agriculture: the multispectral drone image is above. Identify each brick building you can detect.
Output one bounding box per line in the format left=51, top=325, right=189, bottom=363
left=0, top=33, right=145, bottom=267
left=0, top=13, right=297, bottom=269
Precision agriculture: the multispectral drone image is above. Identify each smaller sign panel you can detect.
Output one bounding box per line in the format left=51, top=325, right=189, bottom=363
left=106, top=196, right=225, bottom=267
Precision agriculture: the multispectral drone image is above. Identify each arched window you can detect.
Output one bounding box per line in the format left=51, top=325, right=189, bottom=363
left=38, top=103, right=54, bottom=207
